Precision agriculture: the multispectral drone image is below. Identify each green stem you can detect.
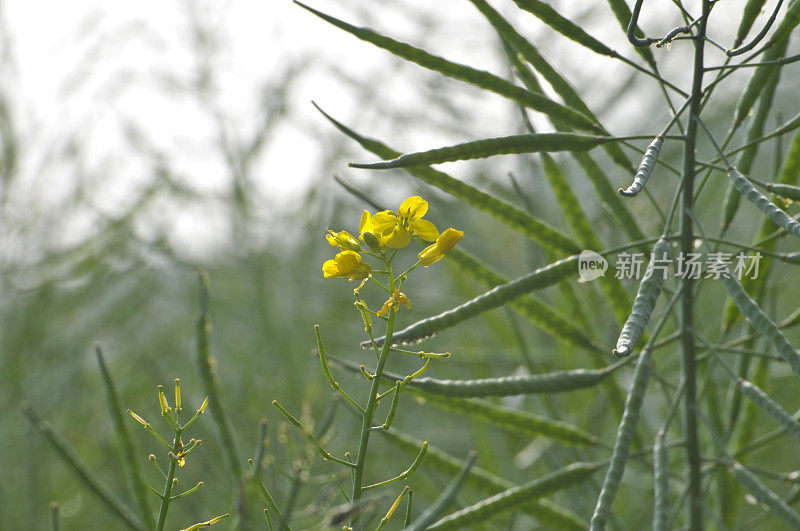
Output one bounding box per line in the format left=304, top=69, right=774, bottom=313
left=155, top=429, right=183, bottom=531
left=350, top=257, right=397, bottom=525
left=680, top=5, right=709, bottom=529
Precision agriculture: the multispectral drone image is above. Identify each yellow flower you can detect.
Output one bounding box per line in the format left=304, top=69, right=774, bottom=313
left=362, top=196, right=439, bottom=249
left=326, top=230, right=361, bottom=252
left=418, top=228, right=464, bottom=266
left=322, top=250, right=372, bottom=280
left=377, top=289, right=412, bottom=316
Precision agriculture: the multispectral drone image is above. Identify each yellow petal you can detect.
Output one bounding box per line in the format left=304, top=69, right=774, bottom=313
left=383, top=226, right=411, bottom=248
left=322, top=259, right=340, bottom=278
left=436, top=228, right=464, bottom=253
left=371, top=211, right=398, bottom=235
left=410, top=219, right=439, bottom=241
left=359, top=210, right=374, bottom=237
left=418, top=243, right=444, bottom=266
left=398, top=196, right=428, bottom=220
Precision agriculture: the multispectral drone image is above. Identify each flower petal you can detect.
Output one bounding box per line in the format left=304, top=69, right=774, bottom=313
left=371, top=211, right=398, bottom=235
left=418, top=243, right=443, bottom=266
left=398, top=196, right=428, bottom=220
left=410, top=219, right=439, bottom=241
left=384, top=226, right=411, bottom=248
left=436, top=228, right=465, bottom=253
left=359, top=210, right=374, bottom=236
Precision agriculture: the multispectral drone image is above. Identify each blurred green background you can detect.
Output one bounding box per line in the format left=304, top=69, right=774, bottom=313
left=3, top=1, right=800, bottom=529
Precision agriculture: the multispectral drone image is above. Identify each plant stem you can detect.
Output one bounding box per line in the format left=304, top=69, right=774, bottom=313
left=350, top=257, right=397, bottom=524
left=155, top=429, right=183, bottom=531
left=680, top=4, right=709, bottom=529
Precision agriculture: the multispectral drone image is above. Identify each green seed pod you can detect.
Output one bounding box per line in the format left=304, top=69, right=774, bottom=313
left=766, top=182, right=800, bottom=201
left=380, top=429, right=588, bottom=530
left=409, top=365, right=617, bottom=398
left=619, top=136, right=663, bottom=197
left=718, top=264, right=800, bottom=377
left=427, top=463, right=600, bottom=530
left=349, top=133, right=608, bottom=170
left=369, top=255, right=578, bottom=347
left=590, top=350, right=653, bottom=530
left=728, top=168, right=800, bottom=238
left=653, top=435, right=669, bottom=531
left=614, top=239, right=669, bottom=357
left=734, top=0, right=768, bottom=47
left=737, top=378, right=800, bottom=443
left=404, top=386, right=596, bottom=446
left=297, top=2, right=599, bottom=132
left=758, top=0, right=800, bottom=52
left=731, top=461, right=800, bottom=528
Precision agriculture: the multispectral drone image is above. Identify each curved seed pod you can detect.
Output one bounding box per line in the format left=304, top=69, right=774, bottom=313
left=604, top=0, right=656, bottom=65
left=734, top=41, right=789, bottom=128
left=590, top=350, right=653, bottom=530
left=653, top=435, right=669, bottom=531
left=349, top=133, right=608, bottom=170
left=428, top=463, right=599, bottom=530
left=379, top=429, right=588, bottom=530
left=726, top=0, right=785, bottom=56
left=767, top=182, right=800, bottom=201
left=758, top=0, right=800, bottom=52
left=619, top=136, right=663, bottom=197
left=446, top=248, right=596, bottom=350
left=737, top=378, right=800, bottom=442
left=614, top=239, right=669, bottom=357
left=316, top=104, right=581, bottom=255
left=368, top=256, right=578, bottom=347
left=409, top=364, right=619, bottom=397
left=296, top=2, right=598, bottom=132
left=512, top=0, right=616, bottom=57
left=731, top=461, right=800, bottom=528
left=718, top=264, right=800, bottom=377
left=734, top=0, right=768, bottom=48
left=404, top=387, right=596, bottom=445
left=728, top=168, right=800, bottom=238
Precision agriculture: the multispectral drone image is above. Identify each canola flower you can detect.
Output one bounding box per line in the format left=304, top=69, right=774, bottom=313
left=322, top=250, right=372, bottom=280
left=418, top=228, right=465, bottom=266
left=360, top=196, right=439, bottom=249
left=377, top=289, right=412, bottom=317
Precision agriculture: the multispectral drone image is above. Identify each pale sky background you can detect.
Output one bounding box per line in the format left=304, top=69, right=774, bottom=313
left=0, top=1, right=775, bottom=264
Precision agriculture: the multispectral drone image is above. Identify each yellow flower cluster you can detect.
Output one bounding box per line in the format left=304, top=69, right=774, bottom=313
left=322, top=196, right=464, bottom=280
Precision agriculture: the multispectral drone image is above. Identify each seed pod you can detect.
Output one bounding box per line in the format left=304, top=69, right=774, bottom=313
left=731, top=461, right=800, bottom=528
left=718, top=263, right=800, bottom=377
left=349, top=133, right=608, bottom=170
left=369, top=255, right=578, bottom=348
left=428, top=462, right=600, bottom=530
left=297, top=2, right=598, bottom=132
left=619, top=136, right=663, bottom=197
left=409, top=365, right=617, bottom=397
left=728, top=168, right=800, bottom=238
left=767, top=182, right=800, bottom=201
left=590, top=350, right=653, bottom=530
left=614, top=238, right=669, bottom=357
left=406, top=453, right=477, bottom=531
left=315, top=103, right=582, bottom=255
left=404, top=386, right=596, bottom=446
left=737, top=378, right=800, bottom=443
left=726, top=0, right=785, bottom=56
left=380, top=429, right=588, bottom=530
left=734, top=0, right=768, bottom=48
left=758, top=0, right=800, bottom=52
left=653, top=434, right=670, bottom=531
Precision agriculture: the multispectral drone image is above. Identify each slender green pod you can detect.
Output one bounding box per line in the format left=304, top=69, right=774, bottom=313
left=614, top=239, right=669, bottom=357
left=727, top=0, right=785, bottom=56
left=406, top=387, right=596, bottom=445
left=737, top=377, right=800, bottom=442
left=733, top=41, right=789, bottom=129
left=368, top=255, right=578, bottom=347
left=728, top=167, right=800, bottom=238
left=406, top=453, right=477, bottom=531
left=379, top=429, right=588, bottom=530
left=446, top=248, right=596, bottom=350
left=731, top=461, right=800, bottom=528
left=767, top=182, right=800, bottom=201
left=717, top=261, right=800, bottom=377
left=540, top=153, right=633, bottom=326
left=653, top=434, right=669, bottom=531
left=590, top=350, right=653, bottom=530
left=734, top=0, right=768, bottom=47
left=315, top=104, right=581, bottom=255
left=349, top=133, right=609, bottom=169
left=604, top=0, right=657, bottom=65
left=408, top=363, right=621, bottom=397
left=428, top=462, right=600, bottom=530
left=296, top=2, right=599, bottom=132
left=619, top=136, right=663, bottom=197
left=757, top=0, right=800, bottom=52
left=21, top=405, right=146, bottom=531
